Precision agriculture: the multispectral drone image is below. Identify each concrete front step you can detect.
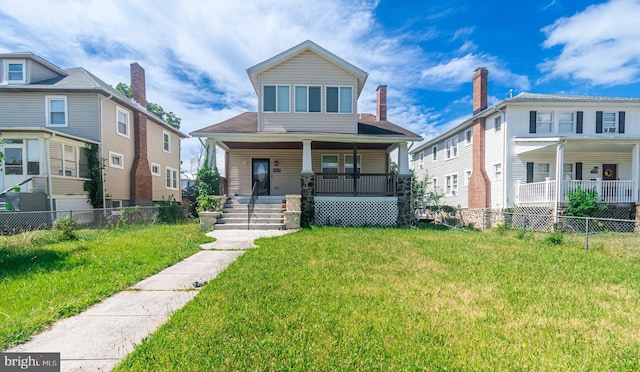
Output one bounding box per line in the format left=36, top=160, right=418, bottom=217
left=223, top=205, right=284, bottom=212
left=221, top=212, right=284, bottom=219
left=218, top=218, right=284, bottom=224
left=214, top=223, right=284, bottom=230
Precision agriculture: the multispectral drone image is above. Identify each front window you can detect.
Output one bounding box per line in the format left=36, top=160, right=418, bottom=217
left=3, top=60, right=26, bottom=83
left=4, top=147, right=23, bottom=175
left=494, top=163, right=502, bottom=180
left=603, top=112, right=617, bottom=133
left=533, top=163, right=550, bottom=182
left=166, top=167, right=178, bottom=189
left=445, top=174, right=458, bottom=195
left=326, top=86, right=353, bottom=113
left=64, top=145, right=77, bottom=177
left=263, top=85, right=290, bottom=112
left=116, top=107, right=129, bottom=137
left=559, top=112, right=575, bottom=133
left=27, top=139, right=40, bottom=175
left=536, top=112, right=553, bottom=133
left=50, top=142, right=81, bottom=177
left=344, top=154, right=361, bottom=179
left=163, top=131, right=171, bottom=153
left=294, top=86, right=321, bottom=113
left=79, top=148, right=89, bottom=178
left=321, top=154, right=339, bottom=179
left=46, top=96, right=67, bottom=126
left=563, top=163, right=574, bottom=180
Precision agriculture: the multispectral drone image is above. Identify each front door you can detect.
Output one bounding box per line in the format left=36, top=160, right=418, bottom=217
left=1, top=141, right=27, bottom=192
left=252, top=158, right=270, bottom=196
left=602, top=163, right=617, bottom=200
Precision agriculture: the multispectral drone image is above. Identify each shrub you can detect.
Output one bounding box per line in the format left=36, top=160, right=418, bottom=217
left=155, top=197, right=183, bottom=224
left=543, top=231, right=564, bottom=245
left=197, top=147, right=220, bottom=197
left=196, top=195, right=222, bottom=213
left=53, top=216, right=77, bottom=241
left=565, top=186, right=606, bottom=217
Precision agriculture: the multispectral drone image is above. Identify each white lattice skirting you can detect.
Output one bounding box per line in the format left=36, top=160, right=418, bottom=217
left=314, top=196, right=398, bottom=226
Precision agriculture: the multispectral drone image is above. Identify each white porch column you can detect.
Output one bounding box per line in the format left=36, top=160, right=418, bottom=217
left=205, top=139, right=216, bottom=168
left=632, top=144, right=640, bottom=202
left=397, top=142, right=410, bottom=175
left=554, top=141, right=566, bottom=223
left=302, top=139, right=313, bottom=174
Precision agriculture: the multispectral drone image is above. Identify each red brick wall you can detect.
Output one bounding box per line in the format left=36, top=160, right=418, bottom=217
left=472, top=68, right=488, bottom=114
left=468, top=118, right=491, bottom=208
left=129, top=63, right=152, bottom=204
left=376, top=85, right=387, bottom=121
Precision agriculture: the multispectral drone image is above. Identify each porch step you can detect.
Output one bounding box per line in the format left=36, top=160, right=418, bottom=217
left=215, top=196, right=286, bottom=230
left=213, top=223, right=284, bottom=231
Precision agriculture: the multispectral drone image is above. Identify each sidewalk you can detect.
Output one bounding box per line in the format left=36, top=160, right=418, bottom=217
left=7, top=229, right=295, bottom=371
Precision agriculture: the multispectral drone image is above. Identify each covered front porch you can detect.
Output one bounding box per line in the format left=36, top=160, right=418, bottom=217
left=513, top=137, right=640, bottom=205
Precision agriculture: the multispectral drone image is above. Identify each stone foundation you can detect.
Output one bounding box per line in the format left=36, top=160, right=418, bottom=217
left=300, top=174, right=315, bottom=227
left=396, top=175, right=413, bottom=228
left=285, top=195, right=302, bottom=229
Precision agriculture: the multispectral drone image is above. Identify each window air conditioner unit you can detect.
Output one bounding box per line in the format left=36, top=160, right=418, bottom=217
left=606, top=127, right=616, bottom=133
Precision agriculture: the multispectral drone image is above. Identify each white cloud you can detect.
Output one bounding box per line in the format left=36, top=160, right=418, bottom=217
left=420, top=54, right=530, bottom=91
left=540, top=0, right=640, bottom=85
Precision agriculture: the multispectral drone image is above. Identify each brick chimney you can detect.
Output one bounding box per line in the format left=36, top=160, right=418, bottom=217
left=129, top=62, right=153, bottom=205
left=468, top=68, right=491, bottom=209
left=472, top=67, right=488, bottom=114
left=376, top=85, right=387, bottom=121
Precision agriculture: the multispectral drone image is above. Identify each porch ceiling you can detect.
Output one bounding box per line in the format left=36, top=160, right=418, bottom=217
left=222, top=141, right=392, bottom=150
left=514, top=137, right=638, bottom=155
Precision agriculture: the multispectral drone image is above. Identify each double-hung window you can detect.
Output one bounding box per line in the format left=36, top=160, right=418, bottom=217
left=151, top=163, right=161, bottom=176
left=559, top=112, right=575, bottom=133
left=464, top=170, right=472, bottom=186
left=536, top=112, right=553, bottom=133
left=533, top=163, right=550, bottom=182
left=46, top=96, right=68, bottom=126
left=445, top=137, right=458, bottom=160
left=465, top=129, right=472, bottom=145
left=321, top=154, right=339, bottom=179
left=116, top=107, right=129, bottom=137
left=109, top=151, right=124, bottom=169
left=263, top=85, right=290, bottom=112
left=563, top=163, right=574, bottom=180
left=294, top=86, right=321, bottom=112
left=326, top=86, right=353, bottom=113
left=432, top=145, right=437, bottom=161
left=603, top=112, right=617, bottom=133
left=344, top=154, right=361, bottom=179
left=166, top=167, right=178, bottom=189
left=445, top=174, right=458, bottom=195
left=494, top=116, right=502, bottom=131
left=3, top=60, right=26, bottom=84
left=163, top=131, right=171, bottom=153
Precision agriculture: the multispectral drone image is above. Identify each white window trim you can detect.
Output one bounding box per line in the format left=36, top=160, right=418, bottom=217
left=3, top=59, right=26, bottom=84
left=108, top=151, right=124, bottom=169
left=431, top=177, right=438, bottom=192
left=494, top=115, right=502, bottom=131
left=163, top=130, right=171, bottom=153
left=464, top=170, right=472, bottom=186
left=432, top=145, right=437, bottom=161
left=45, top=95, right=68, bottom=127
left=116, top=106, right=130, bottom=138
left=465, top=129, right=473, bottom=146
left=343, top=154, right=362, bottom=173
left=325, top=86, right=353, bottom=114
left=558, top=111, right=575, bottom=134
left=165, top=166, right=179, bottom=190
left=602, top=112, right=617, bottom=133
left=262, top=84, right=291, bottom=113
left=151, top=162, right=161, bottom=176
left=445, top=173, right=458, bottom=196
left=494, top=163, right=503, bottom=180
left=536, top=111, right=553, bottom=133
left=294, top=85, right=322, bottom=113
left=445, top=137, right=458, bottom=160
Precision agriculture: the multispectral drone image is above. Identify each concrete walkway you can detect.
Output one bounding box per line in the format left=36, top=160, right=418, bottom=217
left=7, top=229, right=295, bottom=371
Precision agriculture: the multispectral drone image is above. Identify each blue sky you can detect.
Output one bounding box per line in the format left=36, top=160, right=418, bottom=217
left=2, top=0, right=640, bottom=173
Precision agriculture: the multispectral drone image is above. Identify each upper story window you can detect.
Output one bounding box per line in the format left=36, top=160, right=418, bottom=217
left=326, top=86, right=352, bottom=113
left=166, top=167, right=178, bottom=189
left=432, top=145, right=437, bottom=161
left=163, top=130, right=171, bottom=153
left=464, top=170, right=472, bottom=186
left=418, top=152, right=424, bottom=169
left=536, top=112, right=553, bottom=133
left=263, top=85, right=290, bottom=112
left=109, top=151, right=124, bottom=169
left=151, top=163, right=161, bottom=176
left=445, top=137, right=458, bottom=160
left=465, top=129, right=472, bottom=145
left=46, top=96, right=67, bottom=127
left=494, top=163, right=502, bottom=180
left=603, top=112, right=617, bottom=133
left=558, top=112, right=575, bottom=133
left=3, top=59, right=26, bottom=84
left=494, top=116, right=502, bottom=131
left=294, top=86, right=321, bottom=113
left=116, top=107, right=129, bottom=137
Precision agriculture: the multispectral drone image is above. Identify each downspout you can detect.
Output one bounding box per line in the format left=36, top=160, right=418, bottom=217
left=45, top=133, right=55, bottom=213
left=554, top=139, right=568, bottom=224
left=99, top=95, right=112, bottom=211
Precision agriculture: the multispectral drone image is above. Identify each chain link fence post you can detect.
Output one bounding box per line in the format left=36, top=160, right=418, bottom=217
left=585, top=217, right=589, bottom=250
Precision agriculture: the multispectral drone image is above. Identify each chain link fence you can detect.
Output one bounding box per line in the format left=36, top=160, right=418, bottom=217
left=502, top=212, right=637, bottom=249
left=0, top=206, right=189, bottom=235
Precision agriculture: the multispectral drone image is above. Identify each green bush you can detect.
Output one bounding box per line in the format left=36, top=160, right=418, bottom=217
left=565, top=186, right=606, bottom=217
left=543, top=231, right=564, bottom=245
left=53, top=216, right=77, bottom=241
left=155, top=197, right=183, bottom=224
left=196, top=195, right=222, bottom=213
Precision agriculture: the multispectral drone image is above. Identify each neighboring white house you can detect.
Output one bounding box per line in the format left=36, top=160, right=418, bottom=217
left=412, top=68, right=640, bottom=213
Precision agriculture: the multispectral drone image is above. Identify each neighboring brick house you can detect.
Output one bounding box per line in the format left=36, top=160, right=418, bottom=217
left=412, top=68, right=640, bottom=223
left=0, top=52, right=186, bottom=211
left=191, top=40, right=422, bottom=228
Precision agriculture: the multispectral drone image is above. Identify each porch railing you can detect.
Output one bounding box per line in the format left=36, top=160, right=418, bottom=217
left=518, top=179, right=637, bottom=204
left=248, top=181, right=258, bottom=230
left=314, top=173, right=397, bottom=197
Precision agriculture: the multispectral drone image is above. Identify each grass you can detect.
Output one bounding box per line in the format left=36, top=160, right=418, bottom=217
left=115, top=226, right=640, bottom=370
left=0, top=223, right=211, bottom=349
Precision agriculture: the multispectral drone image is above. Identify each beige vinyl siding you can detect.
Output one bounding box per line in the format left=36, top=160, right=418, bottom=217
left=51, top=177, right=85, bottom=196
left=226, top=148, right=388, bottom=195
left=27, top=60, right=61, bottom=83
left=101, top=99, right=134, bottom=201
left=0, top=92, right=100, bottom=141
left=147, top=121, right=181, bottom=201
left=258, top=50, right=358, bottom=133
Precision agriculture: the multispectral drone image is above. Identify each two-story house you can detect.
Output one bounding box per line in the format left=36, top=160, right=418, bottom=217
left=0, top=52, right=186, bottom=212
left=191, top=40, right=422, bottom=228
left=412, top=68, right=640, bottom=223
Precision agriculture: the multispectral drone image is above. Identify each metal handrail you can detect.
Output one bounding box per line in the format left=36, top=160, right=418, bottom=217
left=247, top=181, right=258, bottom=230
left=0, top=177, right=33, bottom=198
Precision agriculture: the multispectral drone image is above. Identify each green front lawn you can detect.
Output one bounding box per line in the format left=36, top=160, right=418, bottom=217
left=0, top=223, right=210, bottom=349
left=116, top=227, right=640, bottom=370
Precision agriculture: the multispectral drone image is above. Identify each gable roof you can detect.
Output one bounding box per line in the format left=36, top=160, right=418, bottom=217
left=246, top=40, right=369, bottom=97
left=0, top=52, right=68, bottom=76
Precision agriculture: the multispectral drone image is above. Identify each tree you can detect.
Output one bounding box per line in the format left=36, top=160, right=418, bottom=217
left=196, top=146, right=219, bottom=197
left=115, top=83, right=181, bottom=129
left=0, top=137, right=4, bottom=161
left=82, top=143, right=104, bottom=208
